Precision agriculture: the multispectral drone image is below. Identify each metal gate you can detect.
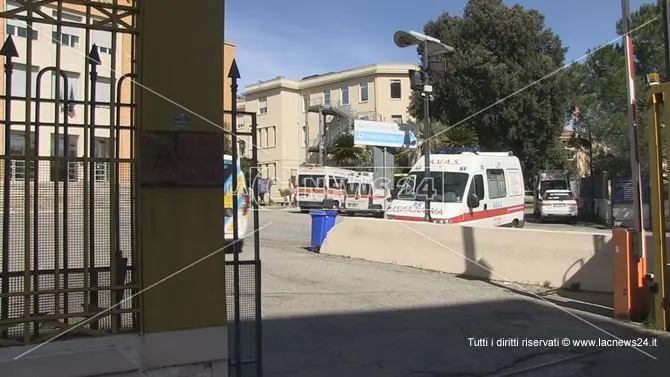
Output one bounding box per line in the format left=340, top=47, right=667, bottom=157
left=224, top=60, right=263, bottom=377
left=0, top=0, right=139, bottom=347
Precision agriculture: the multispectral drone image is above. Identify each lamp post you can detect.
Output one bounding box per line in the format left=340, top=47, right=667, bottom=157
left=393, top=30, right=454, bottom=222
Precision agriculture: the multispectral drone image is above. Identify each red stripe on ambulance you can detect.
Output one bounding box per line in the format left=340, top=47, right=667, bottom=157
left=388, top=204, right=525, bottom=223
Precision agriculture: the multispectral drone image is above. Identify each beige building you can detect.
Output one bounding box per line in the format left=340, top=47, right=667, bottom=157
left=223, top=41, right=236, bottom=125
left=237, top=62, right=418, bottom=199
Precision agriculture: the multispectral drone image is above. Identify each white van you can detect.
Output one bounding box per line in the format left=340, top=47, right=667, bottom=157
left=297, top=164, right=356, bottom=212
left=341, top=171, right=390, bottom=218
left=386, top=151, right=526, bottom=228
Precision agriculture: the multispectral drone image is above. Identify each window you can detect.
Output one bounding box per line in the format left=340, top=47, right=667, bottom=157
left=257, top=128, right=265, bottom=148
left=50, top=11, right=82, bottom=48
left=546, top=191, right=573, bottom=201
left=52, top=71, right=80, bottom=101
left=6, top=4, right=38, bottom=40
left=397, top=172, right=469, bottom=203
left=93, top=137, right=110, bottom=182
left=341, top=86, right=349, bottom=105
left=359, top=82, right=369, bottom=102
left=345, top=182, right=359, bottom=195
left=51, top=31, right=80, bottom=47
left=323, top=90, right=330, bottom=105
left=301, top=126, right=307, bottom=148
left=9, top=130, right=36, bottom=181
left=469, top=174, right=485, bottom=199
left=391, top=115, right=403, bottom=124
left=360, top=184, right=371, bottom=195
left=486, top=169, right=507, bottom=199
left=267, top=126, right=276, bottom=147
left=257, top=126, right=276, bottom=148
left=298, top=174, right=324, bottom=188
left=258, top=96, right=267, bottom=114
left=91, top=29, right=112, bottom=56
left=328, top=176, right=346, bottom=189
left=95, top=76, right=112, bottom=107
left=6, top=24, right=38, bottom=40
left=50, top=133, right=79, bottom=182
left=506, top=169, right=523, bottom=196
left=390, top=80, right=402, bottom=99
left=11, top=64, right=39, bottom=98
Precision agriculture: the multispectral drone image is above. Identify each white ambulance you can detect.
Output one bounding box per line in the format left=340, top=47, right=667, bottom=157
left=341, top=171, right=390, bottom=218
left=296, top=164, right=356, bottom=212
left=386, top=150, right=526, bottom=228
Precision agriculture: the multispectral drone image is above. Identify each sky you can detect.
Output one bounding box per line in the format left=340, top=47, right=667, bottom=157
left=225, top=0, right=651, bottom=89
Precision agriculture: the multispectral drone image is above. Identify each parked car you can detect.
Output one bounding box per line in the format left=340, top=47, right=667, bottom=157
left=539, top=189, right=578, bottom=224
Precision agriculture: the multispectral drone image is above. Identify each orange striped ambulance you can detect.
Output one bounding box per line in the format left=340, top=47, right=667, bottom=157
left=341, top=171, right=390, bottom=218
left=297, top=164, right=356, bottom=212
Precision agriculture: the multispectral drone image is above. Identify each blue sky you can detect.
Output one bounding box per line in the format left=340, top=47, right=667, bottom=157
left=226, top=0, right=650, bottom=89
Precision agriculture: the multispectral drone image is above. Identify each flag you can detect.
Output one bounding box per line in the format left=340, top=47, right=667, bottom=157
left=67, top=87, right=75, bottom=118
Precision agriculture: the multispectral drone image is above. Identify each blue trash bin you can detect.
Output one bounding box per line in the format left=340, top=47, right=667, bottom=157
left=310, top=211, right=327, bottom=252
left=325, top=209, right=338, bottom=234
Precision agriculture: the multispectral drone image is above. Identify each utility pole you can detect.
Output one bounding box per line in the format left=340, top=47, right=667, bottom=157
left=621, top=0, right=647, bottom=259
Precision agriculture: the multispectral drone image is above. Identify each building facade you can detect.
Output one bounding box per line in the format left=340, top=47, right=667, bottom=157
left=238, top=63, right=418, bottom=199
left=0, top=0, right=134, bottom=183
left=223, top=40, right=235, bottom=126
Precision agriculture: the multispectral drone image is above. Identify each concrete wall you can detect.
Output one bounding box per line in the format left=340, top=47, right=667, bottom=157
left=321, top=217, right=615, bottom=292
left=0, top=327, right=227, bottom=377
left=321, top=218, right=670, bottom=294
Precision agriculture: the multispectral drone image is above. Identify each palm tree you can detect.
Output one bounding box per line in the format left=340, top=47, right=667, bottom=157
left=328, top=132, right=372, bottom=170
left=431, top=122, right=479, bottom=148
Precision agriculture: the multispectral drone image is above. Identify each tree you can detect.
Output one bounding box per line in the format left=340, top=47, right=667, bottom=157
left=430, top=122, right=479, bottom=148
left=408, top=0, right=571, bottom=181
left=328, top=132, right=373, bottom=171
left=567, top=1, right=664, bottom=178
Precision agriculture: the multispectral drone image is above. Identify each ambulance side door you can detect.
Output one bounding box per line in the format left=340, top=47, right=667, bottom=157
left=466, top=172, right=489, bottom=221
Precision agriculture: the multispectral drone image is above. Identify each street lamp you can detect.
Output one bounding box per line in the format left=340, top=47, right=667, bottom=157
left=393, top=30, right=454, bottom=222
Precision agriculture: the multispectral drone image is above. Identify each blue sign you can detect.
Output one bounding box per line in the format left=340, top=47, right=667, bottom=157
left=611, top=178, right=651, bottom=204
left=353, top=119, right=418, bottom=148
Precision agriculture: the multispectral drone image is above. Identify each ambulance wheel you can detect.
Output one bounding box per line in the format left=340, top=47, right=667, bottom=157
left=512, top=219, right=523, bottom=228
left=330, top=202, right=340, bottom=210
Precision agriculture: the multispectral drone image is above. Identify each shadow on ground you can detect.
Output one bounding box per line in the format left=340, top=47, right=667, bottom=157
left=260, top=299, right=669, bottom=377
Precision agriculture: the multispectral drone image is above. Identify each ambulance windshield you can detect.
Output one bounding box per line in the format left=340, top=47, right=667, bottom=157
left=298, top=174, right=325, bottom=188
left=345, top=182, right=359, bottom=194
left=397, top=172, right=469, bottom=203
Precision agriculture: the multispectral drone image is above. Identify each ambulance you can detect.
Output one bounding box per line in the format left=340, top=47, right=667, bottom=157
left=296, top=164, right=356, bottom=212
left=385, top=149, right=526, bottom=228
left=223, top=154, right=250, bottom=253
left=341, top=171, right=390, bottom=218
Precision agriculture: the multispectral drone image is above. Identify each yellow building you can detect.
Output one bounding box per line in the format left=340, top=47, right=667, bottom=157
left=237, top=63, right=418, bottom=199
left=0, top=0, right=135, bottom=182
left=223, top=41, right=236, bottom=126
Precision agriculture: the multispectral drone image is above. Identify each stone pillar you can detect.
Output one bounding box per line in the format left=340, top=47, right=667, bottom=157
left=136, top=0, right=228, bottom=373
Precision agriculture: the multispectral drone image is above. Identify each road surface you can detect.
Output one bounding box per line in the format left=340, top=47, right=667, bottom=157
left=230, top=209, right=670, bottom=377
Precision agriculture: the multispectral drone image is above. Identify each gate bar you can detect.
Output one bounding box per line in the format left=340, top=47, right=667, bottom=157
left=0, top=35, right=16, bottom=339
